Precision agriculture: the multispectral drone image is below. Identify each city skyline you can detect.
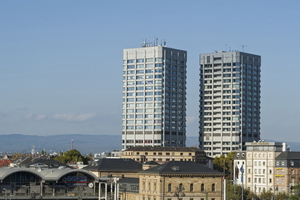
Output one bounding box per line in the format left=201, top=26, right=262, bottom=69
left=1, top=1, right=300, bottom=145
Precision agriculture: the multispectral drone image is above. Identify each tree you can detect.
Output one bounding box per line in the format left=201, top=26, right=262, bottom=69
left=41, top=150, right=46, bottom=155
left=87, top=153, right=93, bottom=161
left=226, top=180, right=250, bottom=200
left=275, top=192, right=288, bottom=200
left=289, top=184, right=300, bottom=200
left=54, top=149, right=88, bottom=164
left=12, top=153, right=23, bottom=160
left=259, top=190, right=273, bottom=200
left=213, top=151, right=235, bottom=178
left=247, top=191, right=255, bottom=200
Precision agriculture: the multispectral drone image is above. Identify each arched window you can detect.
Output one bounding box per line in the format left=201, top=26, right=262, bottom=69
left=212, top=183, right=215, bottom=192
left=201, top=183, right=204, bottom=192
left=168, top=183, right=171, bottom=192
left=179, top=183, right=183, bottom=190
left=190, top=183, right=193, bottom=192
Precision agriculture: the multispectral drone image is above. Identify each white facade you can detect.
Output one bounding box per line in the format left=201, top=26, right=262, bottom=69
left=234, top=141, right=287, bottom=194
left=199, top=51, right=261, bottom=157
left=122, top=45, right=187, bottom=150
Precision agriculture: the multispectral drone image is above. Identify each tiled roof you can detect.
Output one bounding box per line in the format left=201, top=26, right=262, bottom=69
left=139, top=161, right=224, bottom=175
left=83, top=158, right=142, bottom=172
left=0, top=160, right=12, bottom=167
left=124, top=146, right=204, bottom=152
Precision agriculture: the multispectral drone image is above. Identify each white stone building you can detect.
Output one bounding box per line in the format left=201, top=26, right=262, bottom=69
left=234, top=141, right=288, bottom=194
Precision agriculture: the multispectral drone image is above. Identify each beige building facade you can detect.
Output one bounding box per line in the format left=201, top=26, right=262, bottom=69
left=119, top=161, right=224, bottom=200
left=274, top=152, right=300, bottom=194
left=234, top=141, right=289, bottom=194
left=122, top=147, right=213, bottom=168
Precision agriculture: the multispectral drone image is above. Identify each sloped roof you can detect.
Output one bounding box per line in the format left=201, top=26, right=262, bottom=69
left=0, top=160, right=12, bottom=167
left=83, top=158, right=142, bottom=172
left=144, top=161, right=159, bottom=165
left=276, top=152, right=300, bottom=160
left=118, top=177, right=139, bottom=184
left=26, top=158, right=72, bottom=169
left=124, top=146, right=204, bottom=152
left=139, top=161, right=224, bottom=176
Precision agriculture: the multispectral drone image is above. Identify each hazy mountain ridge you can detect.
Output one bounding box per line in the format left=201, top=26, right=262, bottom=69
left=0, top=134, right=121, bottom=155
left=0, top=134, right=299, bottom=155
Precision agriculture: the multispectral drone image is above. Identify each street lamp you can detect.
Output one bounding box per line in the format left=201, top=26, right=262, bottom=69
left=173, top=185, right=185, bottom=200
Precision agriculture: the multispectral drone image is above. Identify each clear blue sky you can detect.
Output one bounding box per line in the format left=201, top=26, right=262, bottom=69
left=1, top=1, right=299, bottom=144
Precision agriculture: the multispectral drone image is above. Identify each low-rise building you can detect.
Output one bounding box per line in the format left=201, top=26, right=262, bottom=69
left=84, top=158, right=143, bottom=178
left=234, top=141, right=289, bottom=194
left=0, top=167, right=102, bottom=199
left=119, top=161, right=224, bottom=200
left=122, top=147, right=213, bottom=168
left=0, top=160, right=12, bottom=168
left=274, top=151, right=300, bottom=194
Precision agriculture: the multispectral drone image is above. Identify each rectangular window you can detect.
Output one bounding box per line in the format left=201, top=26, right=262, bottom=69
left=146, top=64, right=153, bottom=68
left=145, top=92, right=153, bottom=96
left=136, top=70, right=144, bottom=74
left=145, top=97, right=153, bottom=101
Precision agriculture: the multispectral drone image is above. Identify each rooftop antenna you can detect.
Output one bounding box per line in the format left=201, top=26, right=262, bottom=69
left=242, top=45, right=244, bottom=51
left=163, top=39, right=166, bottom=47
left=156, top=38, right=158, bottom=46
left=161, top=39, right=162, bottom=46
left=142, top=39, right=146, bottom=47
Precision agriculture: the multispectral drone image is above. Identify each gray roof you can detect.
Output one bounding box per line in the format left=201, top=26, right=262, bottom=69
left=144, top=161, right=159, bottom=165
left=276, top=152, right=300, bottom=160
left=0, top=167, right=99, bottom=182
left=83, top=158, right=142, bottom=172
left=124, top=146, right=204, bottom=152
left=234, top=151, right=246, bottom=160
left=118, top=177, right=139, bottom=184
left=26, top=158, right=72, bottom=169
left=139, top=161, right=224, bottom=176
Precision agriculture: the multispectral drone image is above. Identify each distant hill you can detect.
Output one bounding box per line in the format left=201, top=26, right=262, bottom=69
left=0, top=134, right=299, bottom=155
left=0, top=134, right=121, bottom=155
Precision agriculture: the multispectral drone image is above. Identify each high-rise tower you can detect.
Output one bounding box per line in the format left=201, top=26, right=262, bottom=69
left=199, top=51, right=261, bottom=157
left=122, top=43, right=187, bottom=150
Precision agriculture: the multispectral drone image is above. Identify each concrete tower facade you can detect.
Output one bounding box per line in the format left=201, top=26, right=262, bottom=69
left=199, top=51, right=261, bottom=157
left=122, top=44, right=187, bottom=150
